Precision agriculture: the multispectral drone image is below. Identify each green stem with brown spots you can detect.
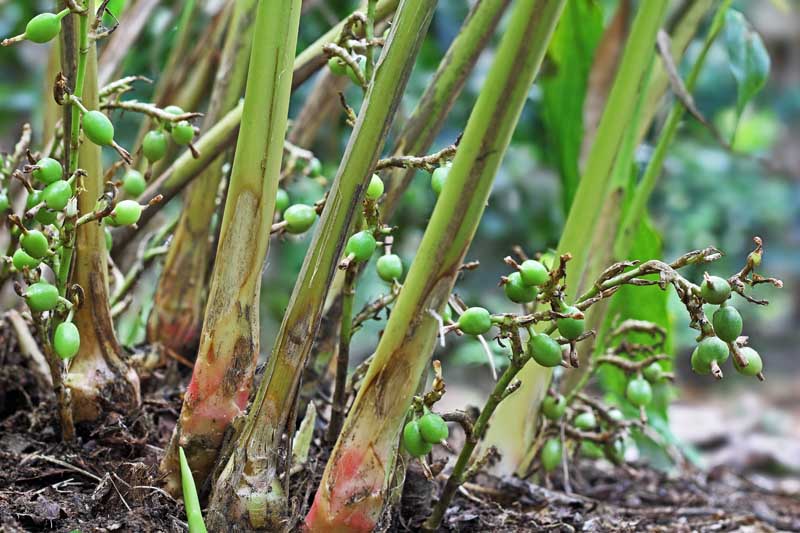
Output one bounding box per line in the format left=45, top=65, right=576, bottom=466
left=205, top=1, right=437, bottom=529
left=146, top=0, right=259, bottom=356
left=305, top=2, right=565, bottom=531
left=480, top=0, right=671, bottom=476
left=312, top=0, right=510, bottom=376
left=159, top=0, right=301, bottom=497
left=63, top=0, right=140, bottom=426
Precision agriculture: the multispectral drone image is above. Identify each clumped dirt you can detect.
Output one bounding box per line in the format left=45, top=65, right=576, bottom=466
left=1, top=345, right=798, bottom=532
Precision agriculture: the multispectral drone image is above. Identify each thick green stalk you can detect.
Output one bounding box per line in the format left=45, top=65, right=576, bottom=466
left=381, top=0, right=510, bottom=216
left=63, top=0, right=140, bottom=423
left=556, top=0, right=719, bottom=395
left=56, top=1, right=90, bottom=293
left=159, top=0, right=301, bottom=496
left=313, top=0, right=510, bottom=371
left=617, top=0, right=732, bottom=254
left=557, top=60, right=656, bottom=393
left=480, top=0, right=670, bottom=476
left=305, top=2, right=565, bottom=531
left=206, top=2, right=437, bottom=529
left=554, top=0, right=670, bottom=297
left=147, top=0, right=259, bottom=355
left=110, top=0, right=401, bottom=254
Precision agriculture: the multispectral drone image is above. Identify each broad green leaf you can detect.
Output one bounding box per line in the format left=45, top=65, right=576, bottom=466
left=541, top=0, right=603, bottom=213
left=724, top=10, right=770, bottom=133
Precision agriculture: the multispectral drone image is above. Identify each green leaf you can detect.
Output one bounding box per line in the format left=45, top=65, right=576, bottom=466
left=103, top=0, right=126, bottom=18
left=541, top=0, right=603, bottom=213
left=724, top=10, right=770, bottom=130
left=179, top=447, right=208, bottom=533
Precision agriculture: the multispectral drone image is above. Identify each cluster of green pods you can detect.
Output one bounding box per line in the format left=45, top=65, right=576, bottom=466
left=402, top=410, right=449, bottom=457
left=692, top=276, right=763, bottom=378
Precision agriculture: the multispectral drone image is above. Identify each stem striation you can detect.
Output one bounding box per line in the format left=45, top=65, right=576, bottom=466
left=62, top=0, right=140, bottom=424
left=147, top=0, right=259, bottom=356
left=481, top=0, right=670, bottom=476
left=159, top=0, right=301, bottom=497
left=207, top=1, right=437, bottom=529
left=311, top=0, right=510, bottom=376
left=305, top=1, right=565, bottom=531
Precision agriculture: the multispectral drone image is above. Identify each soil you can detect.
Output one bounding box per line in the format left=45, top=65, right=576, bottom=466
left=1, top=341, right=798, bottom=532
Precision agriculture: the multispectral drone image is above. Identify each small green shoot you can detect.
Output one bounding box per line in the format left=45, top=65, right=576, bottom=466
left=179, top=447, right=208, bottom=533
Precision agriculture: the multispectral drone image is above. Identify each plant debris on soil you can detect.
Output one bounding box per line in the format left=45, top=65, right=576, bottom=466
left=1, top=342, right=798, bottom=533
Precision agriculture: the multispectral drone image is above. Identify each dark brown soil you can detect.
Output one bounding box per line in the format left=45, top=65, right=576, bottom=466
left=1, top=343, right=798, bottom=532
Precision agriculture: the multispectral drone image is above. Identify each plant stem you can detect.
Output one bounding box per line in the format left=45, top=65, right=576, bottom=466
left=559, top=0, right=725, bottom=395
left=63, top=0, right=140, bottom=424
left=109, top=0, right=401, bottom=255
left=37, top=319, right=75, bottom=441
left=159, top=0, right=301, bottom=498
left=380, top=0, right=510, bottom=217
left=424, top=331, right=526, bottom=530
left=305, top=2, right=565, bottom=531
left=207, top=1, right=437, bottom=529
left=310, top=0, right=510, bottom=375
left=326, top=265, right=357, bottom=442
left=57, top=0, right=91, bottom=295
left=481, top=0, right=670, bottom=476
left=67, top=8, right=89, bottom=173
left=365, top=0, right=377, bottom=81
left=147, top=0, right=259, bottom=356
left=556, top=0, right=714, bottom=394
left=616, top=0, right=733, bottom=255
left=130, top=0, right=197, bottom=162
left=556, top=0, right=671, bottom=297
